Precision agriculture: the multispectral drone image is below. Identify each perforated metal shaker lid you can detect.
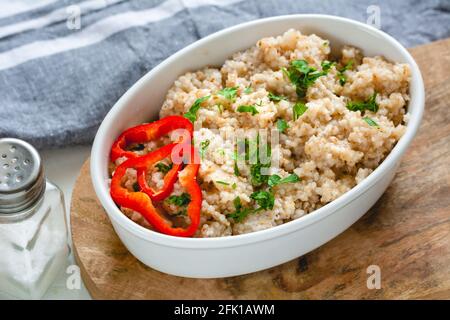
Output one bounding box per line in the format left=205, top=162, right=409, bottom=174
left=0, top=138, right=45, bottom=214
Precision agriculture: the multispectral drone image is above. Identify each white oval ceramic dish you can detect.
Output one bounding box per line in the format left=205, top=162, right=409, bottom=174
left=90, top=14, right=424, bottom=278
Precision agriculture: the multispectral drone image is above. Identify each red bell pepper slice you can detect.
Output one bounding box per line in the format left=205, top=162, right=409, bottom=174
left=110, top=144, right=201, bottom=237
left=110, top=115, right=193, bottom=162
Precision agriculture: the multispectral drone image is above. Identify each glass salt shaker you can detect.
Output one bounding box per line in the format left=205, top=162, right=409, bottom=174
left=0, top=138, right=69, bottom=300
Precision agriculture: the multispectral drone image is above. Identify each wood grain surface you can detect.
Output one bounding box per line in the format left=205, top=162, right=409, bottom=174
left=70, top=38, right=450, bottom=300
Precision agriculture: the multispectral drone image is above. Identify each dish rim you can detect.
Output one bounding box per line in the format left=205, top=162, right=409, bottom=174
left=90, top=14, right=425, bottom=249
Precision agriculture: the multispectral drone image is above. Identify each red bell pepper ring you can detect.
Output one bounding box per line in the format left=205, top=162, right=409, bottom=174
left=110, top=144, right=201, bottom=237
left=110, top=115, right=193, bottom=162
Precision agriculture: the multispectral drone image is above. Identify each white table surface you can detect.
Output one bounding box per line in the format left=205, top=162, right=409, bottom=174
left=41, top=145, right=92, bottom=300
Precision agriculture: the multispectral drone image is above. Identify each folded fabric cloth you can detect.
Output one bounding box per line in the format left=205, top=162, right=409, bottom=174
left=0, top=0, right=449, bottom=149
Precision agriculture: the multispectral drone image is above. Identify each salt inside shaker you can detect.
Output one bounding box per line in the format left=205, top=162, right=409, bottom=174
left=0, top=138, right=69, bottom=299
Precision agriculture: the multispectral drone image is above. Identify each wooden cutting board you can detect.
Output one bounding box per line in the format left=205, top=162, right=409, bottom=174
left=70, top=38, right=450, bottom=300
